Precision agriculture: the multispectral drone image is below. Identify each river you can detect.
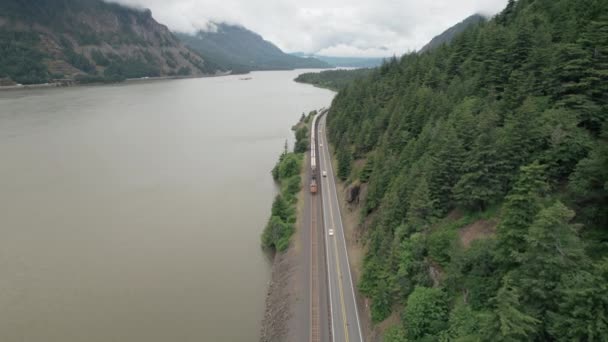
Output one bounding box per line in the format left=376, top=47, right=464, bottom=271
left=0, top=70, right=334, bottom=342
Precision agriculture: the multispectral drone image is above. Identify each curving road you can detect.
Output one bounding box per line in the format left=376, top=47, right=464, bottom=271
left=316, top=114, right=363, bottom=342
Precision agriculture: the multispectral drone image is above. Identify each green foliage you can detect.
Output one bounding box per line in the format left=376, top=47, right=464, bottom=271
left=569, top=126, right=608, bottom=231
left=104, top=57, right=161, bottom=80
left=323, top=0, right=608, bottom=340
left=441, top=299, right=482, bottom=341
left=63, top=46, right=95, bottom=73
left=337, top=138, right=352, bottom=181
left=495, top=161, right=548, bottom=266
left=0, top=31, right=49, bottom=84
left=384, top=325, right=408, bottom=342
left=447, top=239, right=501, bottom=311
left=547, top=258, right=608, bottom=341
left=512, top=202, right=589, bottom=328
left=294, top=125, right=309, bottom=153
left=427, top=228, right=456, bottom=266
left=407, top=178, right=438, bottom=228
left=90, top=49, right=110, bottom=66
left=262, top=134, right=306, bottom=251
left=294, top=68, right=373, bottom=91
left=278, top=153, right=301, bottom=180
left=483, top=275, right=540, bottom=341
left=261, top=215, right=293, bottom=252
left=404, top=287, right=449, bottom=340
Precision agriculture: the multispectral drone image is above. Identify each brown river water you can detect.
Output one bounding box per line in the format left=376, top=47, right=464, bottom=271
left=0, top=70, right=334, bottom=341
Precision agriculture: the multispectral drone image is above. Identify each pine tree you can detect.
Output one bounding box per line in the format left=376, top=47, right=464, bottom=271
left=453, top=110, right=503, bottom=211
left=495, top=161, right=548, bottom=266
left=548, top=259, right=608, bottom=341
left=483, top=275, right=540, bottom=340
left=337, top=138, right=352, bottom=181
left=428, top=124, right=465, bottom=213
left=406, top=178, right=437, bottom=228
left=514, top=201, right=589, bottom=332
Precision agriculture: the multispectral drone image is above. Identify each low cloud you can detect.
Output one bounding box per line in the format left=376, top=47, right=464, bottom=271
left=106, top=0, right=508, bottom=57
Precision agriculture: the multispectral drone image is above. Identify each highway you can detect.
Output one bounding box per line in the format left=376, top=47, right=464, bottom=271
left=316, top=114, right=363, bottom=342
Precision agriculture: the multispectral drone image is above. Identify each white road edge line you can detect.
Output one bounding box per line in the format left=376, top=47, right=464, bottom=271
left=317, top=113, right=335, bottom=342
left=321, top=115, right=364, bottom=341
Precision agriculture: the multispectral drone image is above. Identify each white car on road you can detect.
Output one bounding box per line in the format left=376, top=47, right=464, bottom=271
left=328, top=228, right=334, bottom=236
left=322, top=171, right=327, bottom=177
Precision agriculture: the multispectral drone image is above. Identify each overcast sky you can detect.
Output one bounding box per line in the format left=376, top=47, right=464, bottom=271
left=109, top=0, right=508, bottom=57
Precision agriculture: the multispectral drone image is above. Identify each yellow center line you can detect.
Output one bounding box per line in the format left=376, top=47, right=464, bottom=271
left=323, top=138, right=350, bottom=342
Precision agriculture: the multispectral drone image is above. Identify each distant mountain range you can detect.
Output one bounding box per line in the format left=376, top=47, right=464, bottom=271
left=0, top=0, right=488, bottom=86
left=294, top=13, right=489, bottom=90
left=418, top=14, right=487, bottom=53
left=291, top=53, right=388, bottom=68
left=0, top=0, right=221, bottom=85
left=176, top=24, right=330, bottom=73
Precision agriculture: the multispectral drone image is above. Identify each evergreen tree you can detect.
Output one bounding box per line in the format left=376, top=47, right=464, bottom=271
left=569, top=126, right=608, bottom=228
left=482, top=275, right=540, bottom=341
left=548, top=259, right=608, bottom=341
left=337, top=138, right=352, bottom=180
left=495, top=161, right=548, bottom=266
left=428, top=124, right=465, bottom=212
left=513, top=201, right=589, bottom=338
left=404, top=287, right=449, bottom=340
left=453, top=110, right=503, bottom=211
left=406, top=178, right=437, bottom=228
left=311, top=1, right=608, bottom=340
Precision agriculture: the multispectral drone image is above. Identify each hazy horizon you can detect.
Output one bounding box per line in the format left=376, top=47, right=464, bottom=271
left=105, top=0, right=508, bottom=58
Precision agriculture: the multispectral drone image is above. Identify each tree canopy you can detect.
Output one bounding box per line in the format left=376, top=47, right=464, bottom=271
left=323, top=0, right=608, bottom=340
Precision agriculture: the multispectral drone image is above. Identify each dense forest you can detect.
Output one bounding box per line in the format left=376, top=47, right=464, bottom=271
left=325, top=0, right=608, bottom=340
left=295, top=68, right=374, bottom=91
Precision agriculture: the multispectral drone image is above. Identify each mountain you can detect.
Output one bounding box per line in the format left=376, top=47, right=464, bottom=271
left=291, top=53, right=387, bottom=68
left=326, top=0, right=607, bottom=340
left=0, top=0, right=222, bottom=85
left=176, top=23, right=330, bottom=73
left=418, top=13, right=486, bottom=53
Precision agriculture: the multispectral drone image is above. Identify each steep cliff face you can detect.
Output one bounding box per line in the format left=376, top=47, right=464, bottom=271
left=0, top=0, right=223, bottom=84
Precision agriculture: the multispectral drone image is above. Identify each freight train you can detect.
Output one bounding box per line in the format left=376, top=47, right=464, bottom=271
left=310, top=108, right=328, bottom=194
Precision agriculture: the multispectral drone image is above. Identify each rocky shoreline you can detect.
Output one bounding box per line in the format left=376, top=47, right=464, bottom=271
left=259, top=248, right=296, bottom=342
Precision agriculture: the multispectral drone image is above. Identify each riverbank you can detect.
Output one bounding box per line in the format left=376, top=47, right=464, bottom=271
left=0, top=71, right=233, bottom=91
left=259, top=111, right=319, bottom=341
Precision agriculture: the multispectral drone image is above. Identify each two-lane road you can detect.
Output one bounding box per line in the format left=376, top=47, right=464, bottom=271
left=317, top=114, right=363, bottom=342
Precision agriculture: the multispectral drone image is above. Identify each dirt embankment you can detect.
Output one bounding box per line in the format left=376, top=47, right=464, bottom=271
left=260, top=155, right=308, bottom=342
left=259, top=248, right=296, bottom=342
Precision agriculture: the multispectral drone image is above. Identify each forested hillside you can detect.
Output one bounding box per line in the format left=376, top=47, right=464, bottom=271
left=295, top=68, right=374, bottom=91
left=0, top=0, right=221, bottom=85
left=176, top=24, right=329, bottom=73
left=418, top=14, right=486, bottom=53
left=291, top=53, right=386, bottom=68
left=326, top=0, right=608, bottom=340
